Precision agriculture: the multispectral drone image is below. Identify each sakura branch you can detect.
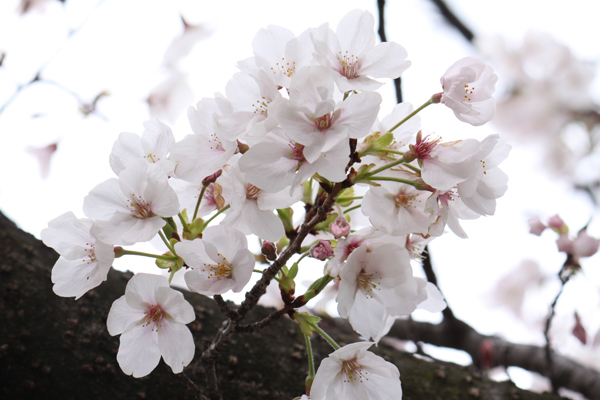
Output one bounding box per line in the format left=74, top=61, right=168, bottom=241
left=41, top=8, right=507, bottom=400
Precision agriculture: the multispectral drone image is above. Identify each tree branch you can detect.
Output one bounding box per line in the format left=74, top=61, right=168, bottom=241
left=376, top=0, right=402, bottom=103
left=428, top=0, right=474, bottom=43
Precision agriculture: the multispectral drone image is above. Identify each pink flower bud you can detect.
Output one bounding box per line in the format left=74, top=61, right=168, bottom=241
left=528, top=216, right=547, bottom=236
left=202, top=169, right=222, bottom=186
left=261, top=241, right=277, bottom=261
left=329, top=217, right=351, bottom=239
left=572, top=230, right=600, bottom=258
left=556, top=234, right=573, bottom=254
left=548, top=214, right=568, bottom=234
left=311, top=240, right=334, bottom=261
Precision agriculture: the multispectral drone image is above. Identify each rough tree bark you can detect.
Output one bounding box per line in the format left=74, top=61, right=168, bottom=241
left=0, top=210, right=566, bottom=400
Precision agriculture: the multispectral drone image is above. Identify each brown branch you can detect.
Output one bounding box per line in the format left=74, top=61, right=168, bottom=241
left=235, top=305, right=293, bottom=334
left=376, top=0, right=402, bottom=103
left=429, top=0, right=474, bottom=43
left=421, top=245, right=454, bottom=320
left=213, top=295, right=237, bottom=320
left=387, top=316, right=600, bottom=399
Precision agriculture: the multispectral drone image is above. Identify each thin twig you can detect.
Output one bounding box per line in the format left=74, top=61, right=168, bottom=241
left=236, top=305, right=292, bottom=333
left=429, top=0, right=474, bottom=43
left=376, top=0, right=402, bottom=103
left=213, top=295, right=238, bottom=320
left=421, top=245, right=454, bottom=320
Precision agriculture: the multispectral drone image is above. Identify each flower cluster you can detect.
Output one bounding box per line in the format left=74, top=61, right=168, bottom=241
left=41, top=9, right=507, bottom=399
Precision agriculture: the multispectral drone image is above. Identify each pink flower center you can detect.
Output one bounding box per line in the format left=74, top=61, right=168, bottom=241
left=341, top=358, right=367, bottom=382
left=128, top=195, right=154, bottom=219
left=315, top=113, right=334, bottom=131
left=409, top=134, right=441, bottom=160
left=394, top=191, right=417, bottom=209
left=246, top=184, right=263, bottom=200
left=83, top=242, right=97, bottom=264
left=201, top=254, right=232, bottom=280
left=438, top=190, right=457, bottom=207
left=144, top=305, right=165, bottom=331
left=356, top=269, right=380, bottom=298
left=203, top=183, right=217, bottom=206
left=463, top=84, right=475, bottom=102
left=337, top=51, right=360, bottom=79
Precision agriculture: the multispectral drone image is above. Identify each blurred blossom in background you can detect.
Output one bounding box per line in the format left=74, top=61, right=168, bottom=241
left=2, top=0, right=600, bottom=397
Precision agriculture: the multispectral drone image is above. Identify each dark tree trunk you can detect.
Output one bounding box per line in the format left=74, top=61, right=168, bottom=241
left=0, top=210, right=565, bottom=400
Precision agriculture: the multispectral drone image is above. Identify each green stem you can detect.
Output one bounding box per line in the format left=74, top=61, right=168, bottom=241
left=177, top=212, right=188, bottom=229
left=203, top=205, right=230, bottom=230
left=402, top=163, right=422, bottom=174
left=343, top=204, right=361, bottom=215
left=314, top=325, right=340, bottom=350
left=159, top=231, right=176, bottom=255
left=119, top=249, right=178, bottom=261
left=367, top=157, right=405, bottom=177
left=386, top=98, right=433, bottom=134
left=305, top=334, right=315, bottom=377
left=168, top=269, right=176, bottom=284
left=369, top=176, right=420, bottom=187
left=253, top=269, right=265, bottom=274
left=193, top=185, right=208, bottom=221
left=385, top=149, right=404, bottom=155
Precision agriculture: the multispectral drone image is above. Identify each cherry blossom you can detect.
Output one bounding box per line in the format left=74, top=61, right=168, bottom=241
left=109, top=118, right=175, bottom=176
left=310, top=341, right=402, bottom=400
left=437, top=56, right=497, bottom=126
left=41, top=212, right=115, bottom=299
left=175, top=225, right=255, bottom=296
left=312, top=9, right=410, bottom=92
left=83, top=159, right=180, bottom=245
left=361, top=170, right=431, bottom=236
left=106, top=273, right=195, bottom=377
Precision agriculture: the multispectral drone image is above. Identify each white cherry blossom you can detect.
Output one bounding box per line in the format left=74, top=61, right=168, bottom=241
left=109, top=118, right=176, bottom=176
left=41, top=212, right=115, bottom=299
left=311, top=341, right=402, bottom=400
left=83, top=159, right=180, bottom=245
left=106, top=273, right=195, bottom=377
left=175, top=225, right=255, bottom=296
left=312, top=9, right=410, bottom=92
left=438, top=56, right=497, bottom=126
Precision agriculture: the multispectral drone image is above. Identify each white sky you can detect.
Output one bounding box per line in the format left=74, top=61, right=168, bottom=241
left=1, top=0, right=600, bottom=393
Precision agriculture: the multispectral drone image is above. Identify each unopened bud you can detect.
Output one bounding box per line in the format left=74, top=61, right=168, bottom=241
left=261, top=241, right=277, bottom=261
left=311, top=240, right=334, bottom=261
left=528, top=216, right=547, bottom=236
left=114, top=246, right=125, bottom=258
left=431, top=92, right=443, bottom=104
left=548, top=214, right=568, bottom=234
left=237, top=140, right=249, bottom=154
left=329, top=217, right=350, bottom=239
left=202, top=169, right=222, bottom=186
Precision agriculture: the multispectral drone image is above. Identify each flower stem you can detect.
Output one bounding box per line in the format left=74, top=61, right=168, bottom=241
left=203, top=205, right=230, bottom=230
left=385, top=149, right=405, bottom=155
left=386, top=98, right=433, bottom=134
left=314, top=325, right=340, bottom=350
left=193, top=185, right=208, bottom=221
left=366, top=157, right=405, bottom=177
left=369, top=176, right=420, bottom=187
left=305, top=333, right=315, bottom=395
left=336, top=196, right=363, bottom=202
left=343, top=204, right=362, bottom=214
left=159, top=231, right=176, bottom=255
left=119, top=249, right=178, bottom=261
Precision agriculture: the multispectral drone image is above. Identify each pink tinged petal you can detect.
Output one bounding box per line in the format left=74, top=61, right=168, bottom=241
left=242, top=201, right=285, bottom=242
left=109, top=132, right=144, bottom=175
left=336, top=10, right=375, bottom=58
left=170, top=133, right=235, bottom=184
left=83, top=178, right=128, bottom=220
left=26, top=142, right=57, bottom=179
left=229, top=249, right=255, bottom=292
left=174, top=239, right=213, bottom=269
left=573, top=231, right=600, bottom=258
left=528, top=217, right=547, bottom=236
left=348, top=289, right=388, bottom=341
left=239, top=141, right=297, bottom=192
left=141, top=118, right=175, bottom=160
left=337, top=92, right=382, bottom=139
left=125, top=273, right=169, bottom=309
left=117, top=323, right=161, bottom=378
left=556, top=235, right=573, bottom=254
left=184, top=269, right=234, bottom=296
left=203, top=225, right=248, bottom=265
left=155, top=287, right=195, bottom=324
left=157, top=318, right=195, bottom=373
left=275, top=100, right=319, bottom=146
left=311, top=357, right=342, bottom=400
left=107, top=296, right=145, bottom=336
left=92, top=214, right=166, bottom=246
left=360, top=41, right=410, bottom=79
left=41, top=212, right=94, bottom=259
left=51, top=257, right=102, bottom=299
left=417, top=280, right=447, bottom=312
left=142, top=177, right=180, bottom=217
left=572, top=312, right=587, bottom=345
